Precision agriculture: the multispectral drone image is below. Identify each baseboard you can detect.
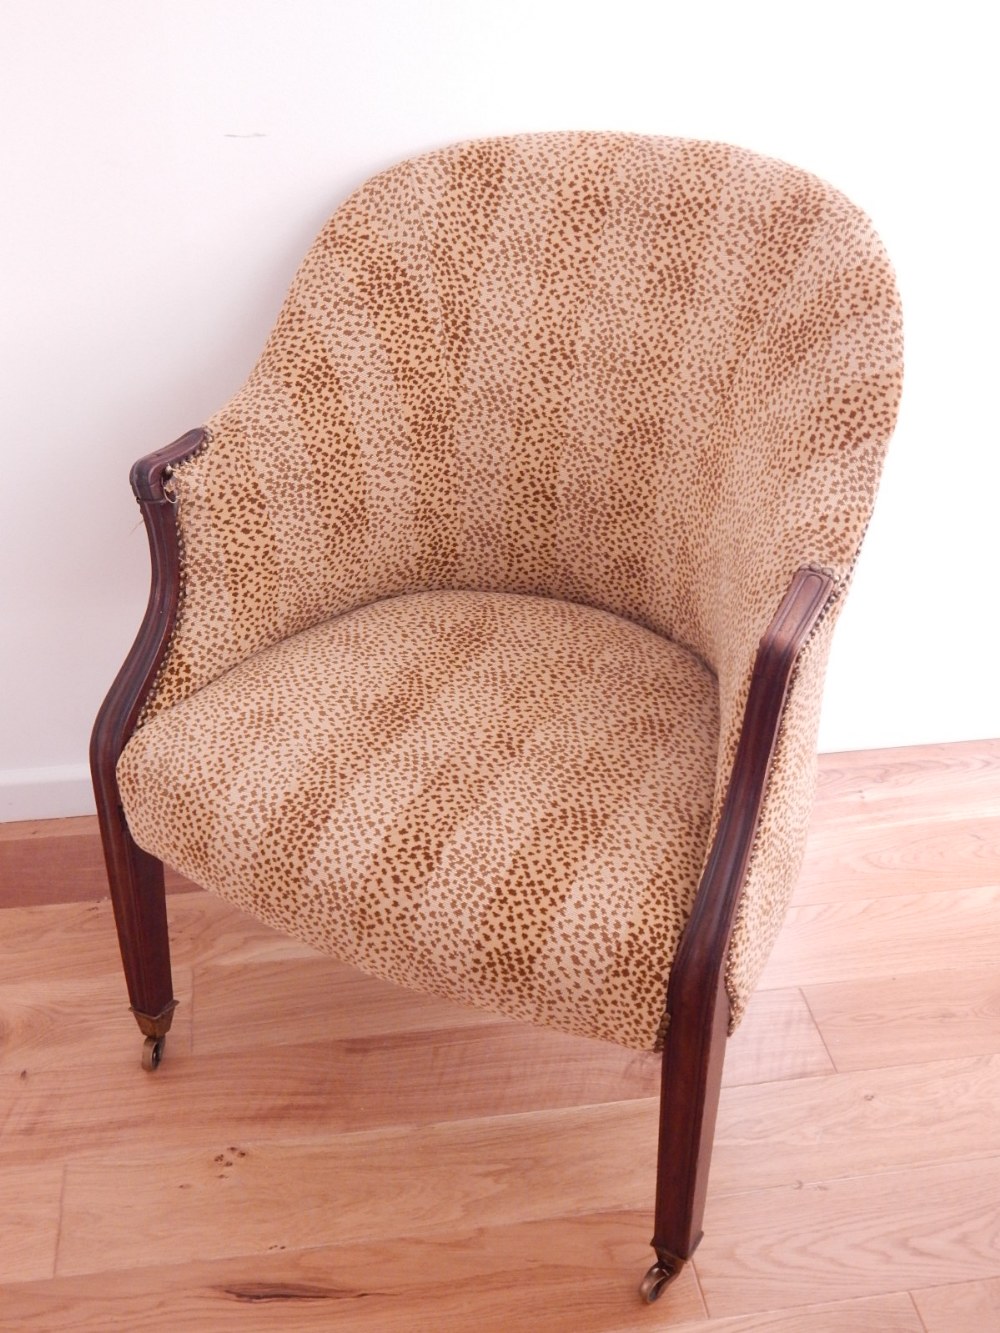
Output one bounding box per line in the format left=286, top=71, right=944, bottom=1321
left=0, top=764, right=96, bottom=822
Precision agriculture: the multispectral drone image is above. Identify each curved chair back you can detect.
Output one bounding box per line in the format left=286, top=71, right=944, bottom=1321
left=148, top=133, right=902, bottom=726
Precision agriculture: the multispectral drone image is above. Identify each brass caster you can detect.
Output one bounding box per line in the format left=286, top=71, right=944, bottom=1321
left=639, top=1259, right=680, bottom=1303
left=141, top=1035, right=166, bottom=1072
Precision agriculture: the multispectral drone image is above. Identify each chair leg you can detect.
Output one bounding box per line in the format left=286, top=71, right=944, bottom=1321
left=641, top=977, right=730, bottom=1302
left=96, top=801, right=177, bottom=1066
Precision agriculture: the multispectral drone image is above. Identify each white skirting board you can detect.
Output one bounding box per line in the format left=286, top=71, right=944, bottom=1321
left=0, top=765, right=96, bottom=822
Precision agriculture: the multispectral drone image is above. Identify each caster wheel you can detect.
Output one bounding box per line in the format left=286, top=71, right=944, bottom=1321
left=639, top=1260, right=680, bottom=1304
left=141, top=1035, right=166, bottom=1072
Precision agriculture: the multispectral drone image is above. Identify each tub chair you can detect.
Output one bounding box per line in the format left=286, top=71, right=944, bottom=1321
left=91, top=132, right=903, bottom=1301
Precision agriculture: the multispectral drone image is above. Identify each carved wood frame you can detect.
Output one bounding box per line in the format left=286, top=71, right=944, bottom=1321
left=89, top=429, right=206, bottom=1038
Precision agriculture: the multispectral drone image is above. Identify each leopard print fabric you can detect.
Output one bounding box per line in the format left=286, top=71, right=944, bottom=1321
left=119, top=591, right=719, bottom=1048
left=119, top=133, right=902, bottom=1046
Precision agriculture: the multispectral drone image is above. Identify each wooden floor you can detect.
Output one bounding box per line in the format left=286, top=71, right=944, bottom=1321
left=1, top=739, right=999, bottom=1330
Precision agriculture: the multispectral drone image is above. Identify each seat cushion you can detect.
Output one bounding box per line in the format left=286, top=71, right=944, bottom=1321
left=118, top=590, right=720, bottom=1049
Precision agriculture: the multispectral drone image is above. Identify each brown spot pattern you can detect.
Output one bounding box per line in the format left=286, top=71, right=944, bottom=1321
left=121, top=592, right=718, bottom=1047
left=119, top=134, right=902, bottom=1047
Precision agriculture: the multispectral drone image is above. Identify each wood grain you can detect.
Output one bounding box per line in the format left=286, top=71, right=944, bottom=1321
left=911, top=1275, right=1000, bottom=1331
left=0, top=1164, right=63, bottom=1283
left=201, top=913, right=809, bottom=1082
left=0, top=1212, right=707, bottom=1331
left=192, top=954, right=506, bottom=1052
left=197, top=944, right=766, bottom=1092
left=812, top=739, right=1000, bottom=826
left=721, top=987, right=834, bottom=1086
left=712, top=1054, right=1000, bottom=1191
left=698, top=1155, right=1000, bottom=1315
left=0, top=969, right=194, bottom=1077
left=0, top=893, right=310, bottom=987
left=670, top=1292, right=924, bottom=1331
left=759, top=885, right=1000, bottom=990
left=1, top=1033, right=652, bottom=1170
left=55, top=1100, right=659, bottom=1276
left=804, top=965, right=1000, bottom=1071
left=0, top=817, right=99, bottom=844
left=794, top=814, right=1000, bottom=904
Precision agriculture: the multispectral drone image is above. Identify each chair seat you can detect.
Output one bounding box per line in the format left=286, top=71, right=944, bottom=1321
left=118, top=590, right=720, bottom=1049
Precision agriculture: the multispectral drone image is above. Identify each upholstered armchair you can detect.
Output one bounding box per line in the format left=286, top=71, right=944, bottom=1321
left=91, top=133, right=902, bottom=1302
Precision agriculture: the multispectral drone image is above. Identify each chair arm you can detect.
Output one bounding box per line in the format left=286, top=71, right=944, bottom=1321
left=90, top=429, right=207, bottom=820
left=664, top=566, right=837, bottom=1031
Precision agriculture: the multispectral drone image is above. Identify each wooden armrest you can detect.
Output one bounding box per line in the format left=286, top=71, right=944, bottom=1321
left=90, top=428, right=207, bottom=808
left=667, top=565, right=837, bottom=1023
left=651, top=566, right=837, bottom=1261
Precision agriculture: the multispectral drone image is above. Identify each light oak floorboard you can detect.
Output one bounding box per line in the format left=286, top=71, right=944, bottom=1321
left=759, top=885, right=1000, bottom=990
left=793, top=814, right=1000, bottom=904
left=0, top=899, right=128, bottom=983
left=0, top=1002, right=830, bottom=1173
left=711, top=1054, right=1000, bottom=1191
left=911, top=1275, right=1000, bottom=1331
left=0, top=1213, right=707, bottom=1331
left=0, top=893, right=311, bottom=987
left=803, top=965, right=1000, bottom=1071
left=812, top=739, right=1000, bottom=827
left=16, top=1030, right=981, bottom=1189
left=55, top=1100, right=666, bottom=1276
left=2, top=1032, right=653, bottom=1169
left=0, top=971, right=194, bottom=1077
left=0, top=817, right=99, bottom=844
left=196, top=962, right=825, bottom=1087
left=698, top=1155, right=1000, bottom=1316
left=0, top=1164, right=64, bottom=1283
left=721, top=987, right=834, bottom=1086
left=669, top=1291, right=924, bottom=1331
left=193, top=954, right=509, bottom=1053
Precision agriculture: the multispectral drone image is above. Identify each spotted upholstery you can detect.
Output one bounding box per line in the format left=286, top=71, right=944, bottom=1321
left=120, top=591, right=719, bottom=1048
left=118, top=133, right=902, bottom=1048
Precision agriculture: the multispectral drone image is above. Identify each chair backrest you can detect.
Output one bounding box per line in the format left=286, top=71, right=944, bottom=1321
left=148, top=133, right=902, bottom=725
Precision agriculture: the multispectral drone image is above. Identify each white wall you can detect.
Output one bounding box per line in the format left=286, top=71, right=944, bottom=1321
left=2, top=0, right=997, bottom=820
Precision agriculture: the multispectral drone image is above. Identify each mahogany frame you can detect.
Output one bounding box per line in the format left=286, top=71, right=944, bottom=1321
left=89, top=435, right=836, bottom=1298
left=90, top=428, right=206, bottom=1039
left=644, top=565, right=834, bottom=1295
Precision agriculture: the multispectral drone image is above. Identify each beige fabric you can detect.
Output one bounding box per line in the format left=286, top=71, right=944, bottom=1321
left=122, top=133, right=903, bottom=1043
left=120, top=591, right=719, bottom=1049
